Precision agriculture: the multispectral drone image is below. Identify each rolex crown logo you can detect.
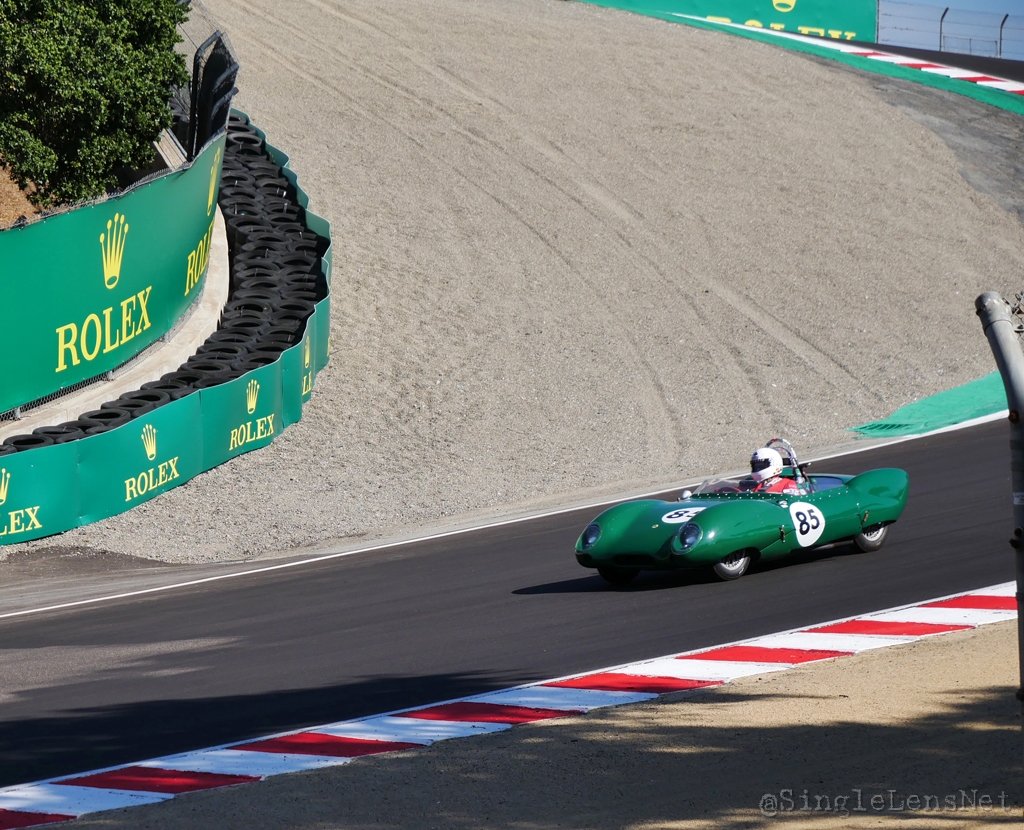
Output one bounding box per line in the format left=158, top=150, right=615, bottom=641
left=247, top=379, right=260, bottom=414
left=141, top=424, right=158, bottom=461
left=0, top=468, right=9, bottom=507
left=100, top=213, right=129, bottom=289
left=303, top=336, right=311, bottom=369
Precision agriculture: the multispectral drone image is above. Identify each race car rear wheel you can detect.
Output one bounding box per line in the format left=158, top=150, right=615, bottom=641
left=713, top=550, right=751, bottom=581
left=854, top=523, right=888, bottom=552
left=597, top=566, right=640, bottom=585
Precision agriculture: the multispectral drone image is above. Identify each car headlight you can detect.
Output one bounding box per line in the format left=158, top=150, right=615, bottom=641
left=678, top=522, right=702, bottom=551
left=580, top=523, right=601, bottom=550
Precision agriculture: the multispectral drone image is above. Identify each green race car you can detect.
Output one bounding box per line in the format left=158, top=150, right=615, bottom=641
left=575, top=439, right=909, bottom=584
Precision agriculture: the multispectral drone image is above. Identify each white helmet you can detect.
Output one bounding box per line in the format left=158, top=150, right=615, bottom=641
left=750, top=447, right=784, bottom=482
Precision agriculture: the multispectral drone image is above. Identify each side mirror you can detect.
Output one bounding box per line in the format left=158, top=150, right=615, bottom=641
left=680, top=489, right=693, bottom=500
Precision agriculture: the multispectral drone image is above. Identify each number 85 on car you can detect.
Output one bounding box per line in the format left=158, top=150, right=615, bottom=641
left=575, top=467, right=909, bottom=585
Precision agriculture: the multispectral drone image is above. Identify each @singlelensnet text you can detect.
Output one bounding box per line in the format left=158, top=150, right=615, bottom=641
left=759, top=788, right=1012, bottom=818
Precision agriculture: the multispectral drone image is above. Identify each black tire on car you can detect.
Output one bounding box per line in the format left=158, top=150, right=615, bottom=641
left=597, top=566, right=640, bottom=585
left=713, top=549, right=752, bottom=581
left=854, top=523, right=889, bottom=552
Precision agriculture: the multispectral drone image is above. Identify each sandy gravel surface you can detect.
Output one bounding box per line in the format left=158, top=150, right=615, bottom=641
left=10, top=0, right=1024, bottom=563
left=0, top=167, right=37, bottom=226
left=65, top=620, right=1021, bottom=828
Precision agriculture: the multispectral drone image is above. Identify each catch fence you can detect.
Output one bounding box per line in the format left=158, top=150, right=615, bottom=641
left=878, top=1, right=1024, bottom=60
left=171, top=0, right=241, bottom=161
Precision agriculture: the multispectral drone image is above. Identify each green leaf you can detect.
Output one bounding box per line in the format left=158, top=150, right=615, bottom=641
left=0, top=0, right=189, bottom=206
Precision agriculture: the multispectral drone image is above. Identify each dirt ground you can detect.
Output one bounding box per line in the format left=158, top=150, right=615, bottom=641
left=65, top=620, right=1020, bottom=829
left=0, top=167, right=37, bottom=227
left=8, top=0, right=1024, bottom=564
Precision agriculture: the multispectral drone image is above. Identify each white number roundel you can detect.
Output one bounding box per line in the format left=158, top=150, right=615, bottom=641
left=661, top=507, right=705, bottom=524
left=789, top=501, right=826, bottom=547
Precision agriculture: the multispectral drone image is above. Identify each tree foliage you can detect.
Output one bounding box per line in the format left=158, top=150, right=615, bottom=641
left=0, top=0, right=189, bottom=207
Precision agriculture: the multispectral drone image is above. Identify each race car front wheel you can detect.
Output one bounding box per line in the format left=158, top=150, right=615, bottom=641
left=854, top=523, right=888, bottom=552
left=713, top=550, right=751, bottom=581
left=597, top=566, right=640, bottom=585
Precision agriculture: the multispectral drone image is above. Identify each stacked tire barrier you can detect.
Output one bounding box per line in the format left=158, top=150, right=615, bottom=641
left=0, top=113, right=331, bottom=544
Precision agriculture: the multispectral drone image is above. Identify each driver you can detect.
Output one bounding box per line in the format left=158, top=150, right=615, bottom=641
left=748, top=447, right=804, bottom=494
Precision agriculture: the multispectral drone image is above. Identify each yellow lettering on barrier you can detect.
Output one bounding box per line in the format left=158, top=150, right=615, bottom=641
left=208, top=148, right=222, bottom=216
left=121, top=295, right=137, bottom=345
left=23, top=506, right=41, bottom=530
left=102, top=307, right=120, bottom=353
left=55, top=286, right=154, bottom=372
left=228, top=415, right=276, bottom=451
left=81, top=313, right=102, bottom=361
left=137, top=286, right=152, bottom=330
left=186, top=251, right=197, bottom=297
left=56, top=324, right=80, bottom=372
left=706, top=16, right=852, bottom=38
left=186, top=218, right=215, bottom=296
left=0, top=470, right=43, bottom=537
left=124, top=456, right=181, bottom=503
left=0, top=506, right=42, bottom=537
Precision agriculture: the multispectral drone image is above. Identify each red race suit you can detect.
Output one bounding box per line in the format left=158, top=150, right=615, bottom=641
left=754, top=476, right=804, bottom=495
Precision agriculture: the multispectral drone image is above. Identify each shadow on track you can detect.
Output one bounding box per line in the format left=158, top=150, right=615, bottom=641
left=66, top=684, right=1023, bottom=829
left=0, top=670, right=529, bottom=789
left=514, top=543, right=867, bottom=594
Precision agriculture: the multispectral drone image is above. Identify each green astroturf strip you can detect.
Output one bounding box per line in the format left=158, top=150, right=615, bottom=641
left=852, top=372, right=1007, bottom=437
left=574, top=2, right=1024, bottom=118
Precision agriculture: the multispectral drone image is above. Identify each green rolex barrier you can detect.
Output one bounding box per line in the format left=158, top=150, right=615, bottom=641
left=0, top=137, right=227, bottom=415
left=77, top=394, right=204, bottom=523
left=202, top=360, right=285, bottom=469
left=0, top=443, right=78, bottom=543
left=0, top=124, right=332, bottom=546
left=578, top=0, right=875, bottom=42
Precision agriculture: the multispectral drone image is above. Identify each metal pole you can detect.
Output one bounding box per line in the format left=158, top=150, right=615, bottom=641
left=975, top=291, right=1024, bottom=777
left=1000, top=14, right=1009, bottom=59
left=939, top=7, right=948, bottom=52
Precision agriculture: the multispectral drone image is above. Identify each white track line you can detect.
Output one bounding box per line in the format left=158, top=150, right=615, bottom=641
left=1, top=411, right=1005, bottom=622
left=0, top=582, right=1013, bottom=827
left=667, top=16, right=1024, bottom=96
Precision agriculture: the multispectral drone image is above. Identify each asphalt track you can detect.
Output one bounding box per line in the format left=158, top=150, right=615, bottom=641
left=0, top=420, right=1015, bottom=789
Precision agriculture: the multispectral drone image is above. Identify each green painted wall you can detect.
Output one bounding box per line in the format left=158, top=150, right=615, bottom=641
left=0, top=137, right=226, bottom=414
left=579, top=0, right=875, bottom=42
left=0, top=125, right=332, bottom=546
